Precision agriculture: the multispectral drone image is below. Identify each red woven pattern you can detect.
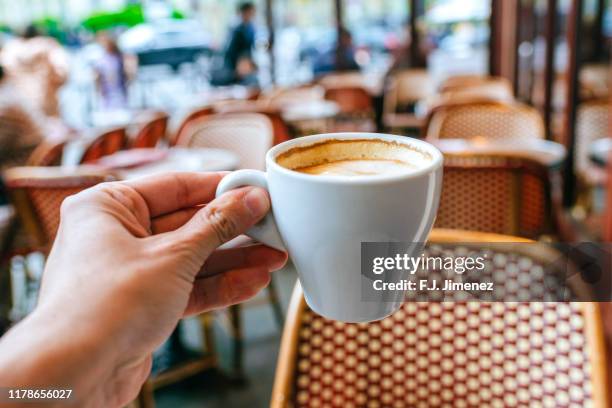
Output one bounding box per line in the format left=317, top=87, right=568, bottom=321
left=294, top=300, right=592, bottom=407
left=132, top=116, right=168, bottom=148
left=520, top=173, right=546, bottom=238
left=435, top=168, right=513, bottom=234
left=27, top=141, right=66, bottom=166
left=81, top=128, right=127, bottom=164
left=575, top=101, right=608, bottom=178
left=434, top=104, right=545, bottom=141
left=27, top=187, right=84, bottom=242
left=435, top=155, right=548, bottom=239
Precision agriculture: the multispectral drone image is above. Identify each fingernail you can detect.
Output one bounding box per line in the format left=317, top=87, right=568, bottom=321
left=244, top=188, right=270, bottom=218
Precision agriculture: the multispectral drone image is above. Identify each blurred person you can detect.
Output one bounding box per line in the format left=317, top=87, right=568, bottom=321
left=0, top=172, right=287, bottom=406
left=0, top=24, right=69, bottom=117
left=0, top=64, right=72, bottom=204
left=313, top=27, right=360, bottom=77
left=93, top=32, right=129, bottom=110
left=0, top=64, right=43, bottom=171
left=0, top=63, right=42, bottom=205
left=218, top=2, right=258, bottom=86
left=386, top=28, right=429, bottom=74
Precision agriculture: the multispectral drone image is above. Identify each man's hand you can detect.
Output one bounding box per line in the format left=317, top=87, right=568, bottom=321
left=0, top=172, right=287, bottom=408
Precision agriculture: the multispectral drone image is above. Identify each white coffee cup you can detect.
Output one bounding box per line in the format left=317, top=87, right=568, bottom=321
left=216, top=133, right=443, bottom=322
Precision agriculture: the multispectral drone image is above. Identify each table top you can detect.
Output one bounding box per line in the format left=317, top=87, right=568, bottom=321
left=318, top=71, right=386, bottom=96
left=61, top=147, right=239, bottom=180
left=116, top=148, right=240, bottom=180
left=432, top=138, right=567, bottom=168
left=281, top=100, right=340, bottom=122
left=589, top=138, right=612, bottom=167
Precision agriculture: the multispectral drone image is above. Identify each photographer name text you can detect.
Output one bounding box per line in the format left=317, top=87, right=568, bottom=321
left=371, top=253, right=493, bottom=292
left=373, top=279, right=494, bottom=291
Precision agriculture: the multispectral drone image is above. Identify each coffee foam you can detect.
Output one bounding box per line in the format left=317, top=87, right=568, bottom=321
left=275, top=139, right=432, bottom=176
left=296, top=159, right=413, bottom=176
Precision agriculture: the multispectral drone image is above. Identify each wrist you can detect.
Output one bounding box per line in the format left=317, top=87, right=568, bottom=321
left=0, top=303, right=121, bottom=407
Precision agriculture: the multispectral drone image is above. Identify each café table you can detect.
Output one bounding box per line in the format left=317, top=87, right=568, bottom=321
left=89, top=109, right=133, bottom=128
left=280, top=100, right=340, bottom=137
left=589, top=138, right=612, bottom=168
left=181, top=85, right=259, bottom=109
left=431, top=138, right=567, bottom=168
left=281, top=100, right=340, bottom=123
left=87, top=147, right=240, bottom=180
left=319, top=71, right=386, bottom=97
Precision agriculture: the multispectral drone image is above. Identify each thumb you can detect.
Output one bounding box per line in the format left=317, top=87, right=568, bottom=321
left=167, top=186, right=270, bottom=258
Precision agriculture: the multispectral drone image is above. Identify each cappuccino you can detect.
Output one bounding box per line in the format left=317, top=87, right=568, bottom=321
left=296, top=159, right=412, bottom=176
left=276, top=139, right=431, bottom=177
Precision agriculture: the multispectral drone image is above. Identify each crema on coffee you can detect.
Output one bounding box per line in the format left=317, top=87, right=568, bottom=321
left=275, top=139, right=432, bottom=177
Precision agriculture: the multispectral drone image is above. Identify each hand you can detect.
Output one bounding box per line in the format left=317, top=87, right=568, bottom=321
left=0, top=173, right=287, bottom=408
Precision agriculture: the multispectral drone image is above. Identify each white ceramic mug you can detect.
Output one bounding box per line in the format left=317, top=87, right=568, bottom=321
left=216, top=133, right=443, bottom=322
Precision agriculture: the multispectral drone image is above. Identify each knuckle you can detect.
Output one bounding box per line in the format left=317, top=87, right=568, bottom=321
left=104, top=183, right=143, bottom=212
left=201, top=203, right=240, bottom=244
left=59, top=194, right=78, bottom=217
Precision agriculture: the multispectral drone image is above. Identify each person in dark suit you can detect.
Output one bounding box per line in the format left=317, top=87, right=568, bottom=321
left=222, top=2, right=258, bottom=85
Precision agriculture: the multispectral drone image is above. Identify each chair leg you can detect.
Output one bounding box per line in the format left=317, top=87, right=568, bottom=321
left=228, top=304, right=244, bottom=380
left=137, top=380, right=155, bottom=408
left=267, top=277, right=284, bottom=329
left=199, top=312, right=218, bottom=366
left=0, top=216, right=19, bottom=264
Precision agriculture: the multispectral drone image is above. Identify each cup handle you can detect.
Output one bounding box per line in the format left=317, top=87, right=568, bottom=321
left=216, top=170, right=286, bottom=251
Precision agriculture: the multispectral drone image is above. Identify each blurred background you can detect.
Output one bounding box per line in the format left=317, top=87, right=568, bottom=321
left=0, top=0, right=522, bottom=126
left=0, top=0, right=606, bottom=128
left=0, top=1, right=610, bottom=407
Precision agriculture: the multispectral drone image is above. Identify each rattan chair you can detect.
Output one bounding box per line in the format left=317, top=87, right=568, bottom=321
left=383, top=69, right=434, bottom=131
left=573, top=99, right=610, bottom=216
left=441, top=80, right=514, bottom=102
left=317, top=72, right=376, bottom=132
left=318, top=72, right=369, bottom=90
left=26, top=140, right=66, bottom=166
left=3, top=166, right=116, bottom=249
left=425, top=101, right=545, bottom=141
left=272, top=229, right=608, bottom=408
left=575, top=99, right=609, bottom=185
left=419, top=95, right=513, bottom=138
left=435, top=152, right=559, bottom=239
left=130, top=112, right=169, bottom=149
left=580, top=64, right=610, bottom=99
left=438, top=74, right=485, bottom=90
left=324, top=86, right=373, bottom=116
left=439, top=75, right=512, bottom=93
left=323, top=86, right=375, bottom=132
left=212, top=100, right=290, bottom=146
left=170, top=105, right=214, bottom=146
left=176, top=112, right=273, bottom=170
left=80, top=127, right=127, bottom=164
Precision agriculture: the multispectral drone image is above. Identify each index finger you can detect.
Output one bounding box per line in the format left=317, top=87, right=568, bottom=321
left=124, top=172, right=228, bottom=217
